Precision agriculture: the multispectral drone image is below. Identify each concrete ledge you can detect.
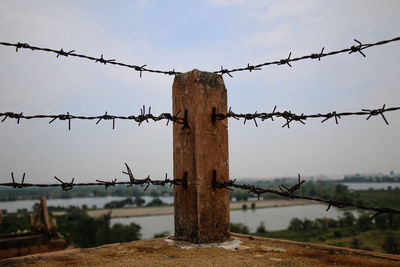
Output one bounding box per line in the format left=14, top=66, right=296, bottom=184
left=1, top=234, right=399, bottom=266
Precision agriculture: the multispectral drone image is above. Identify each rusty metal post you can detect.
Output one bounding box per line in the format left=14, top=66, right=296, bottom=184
left=173, top=69, right=230, bottom=243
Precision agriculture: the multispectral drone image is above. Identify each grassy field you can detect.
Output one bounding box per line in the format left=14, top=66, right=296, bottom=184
left=255, top=227, right=400, bottom=254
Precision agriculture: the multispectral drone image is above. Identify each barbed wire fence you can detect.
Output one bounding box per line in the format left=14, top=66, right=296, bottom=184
left=1, top=104, right=398, bottom=130
left=214, top=36, right=400, bottom=77
left=0, top=42, right=181, bottom=77
left=212, top=104, right=400, bottom=128
left=0, top=105, right=186, bottom=130
left=1, top=163, right=186, bottom=191
left=1, top=36, right=399, bottom=77
left=213, top=173, right=400, bottom=222
left=1, top=168, right=399, bottom=220
left=1, top=36, right=400, bottom=228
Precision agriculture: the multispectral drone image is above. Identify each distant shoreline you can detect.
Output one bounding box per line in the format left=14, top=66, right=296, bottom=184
left=53, top=199, right=317, bottom=218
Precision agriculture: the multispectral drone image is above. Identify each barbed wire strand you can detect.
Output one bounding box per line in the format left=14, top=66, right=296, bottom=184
left=1, top=104, right=398, bottom=130
left=0, top=105, right=185, bottom=130
left=0, top=42, right=181, bottom=77
left=214, top=36, right=400, bottom=77
left=4, top=168, right=398, bottom=221
left=213, top=173, right=400, bottom=221
left=213, top=105, right=400, bottom=128
left=0, top=164, right=187, bottom=191
left=1, top=36, right=399, bottom=77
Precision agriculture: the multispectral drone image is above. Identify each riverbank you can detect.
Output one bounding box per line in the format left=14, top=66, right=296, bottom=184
left=53, top=199, right=316, bottom=218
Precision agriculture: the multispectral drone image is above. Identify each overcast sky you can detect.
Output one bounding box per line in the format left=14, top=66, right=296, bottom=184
left=0, top=0, right=399, bottom=184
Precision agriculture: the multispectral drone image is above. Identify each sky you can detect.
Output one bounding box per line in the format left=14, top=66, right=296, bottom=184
left=0, top=0, right=399, bottom=184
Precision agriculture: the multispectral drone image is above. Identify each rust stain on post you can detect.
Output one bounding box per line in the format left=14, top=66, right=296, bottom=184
left=173, top=69, right=230, bottom=243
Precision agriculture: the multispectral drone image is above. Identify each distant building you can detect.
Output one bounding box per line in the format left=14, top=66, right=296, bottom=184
left=0, top=196, right=66, bottom=259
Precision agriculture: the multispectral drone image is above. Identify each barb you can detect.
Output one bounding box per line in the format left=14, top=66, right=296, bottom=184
left=0, top=42, right=181, bottom=77
left=10, top=172, right=26, bottom=189
left=0, top=164, right=186, bottom=191
left=214, top=174, right=400, bottom=218
left=214, top=105, right=400, bottom=128
left=54, top=176, right=75, bottom=191
left=213, top=36, right=400, bottom=76
left=122, top=163, right=186, bottom=190
left=96, top=178, right=117, bottom=190
left=0, top=106, right=185, bottom=130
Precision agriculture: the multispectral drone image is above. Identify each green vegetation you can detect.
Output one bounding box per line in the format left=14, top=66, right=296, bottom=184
left=104, top=197, right=134, bottom=209
left=153, top=231, right=170, bottom=238
left=0, top=211, right=30, bottom=235
left=146, top=198, right=166, bottom=207
left=2, top=178, right=400, bottom=253
left=1, top=176, right=399, bottom=211
left=134, top=196, right=145, bottom=207
left=0, top=206, right=141, bottom=248
left=255, top=222, right=267, bottom=235
left=251, top=213, right=400, bottom=255
left=56, top=207, right=141, bottom=248
left=230, top=223, right=250, bottom=234
left=103, top=196, right=166, bottom=209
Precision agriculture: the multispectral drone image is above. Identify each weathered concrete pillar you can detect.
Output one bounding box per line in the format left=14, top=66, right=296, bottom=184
left=173, top=69, right=230, bottom=243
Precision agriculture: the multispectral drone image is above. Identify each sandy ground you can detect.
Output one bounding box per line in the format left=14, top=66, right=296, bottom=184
left=2, top=233, right=399, bottom=266
left=53, top=199, right=316, bottom=218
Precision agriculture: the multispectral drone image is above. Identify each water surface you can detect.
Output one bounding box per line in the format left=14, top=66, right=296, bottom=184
left=111, top=204, right=359, bottom=239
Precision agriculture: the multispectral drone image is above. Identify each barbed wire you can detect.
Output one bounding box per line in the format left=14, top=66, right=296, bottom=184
left=0, top=105, right=185, bottom=130
left=3, top=167, right=399, bottom=222
left=0, top=163, right=187, bottom=191
left=212, top=105, right=400, bottom=128
left=214, top=36, right=400, bottom=76
left=213, top=173, right=400, bottom=222
left=1, top=36, right=399, bottom=77
left=0, top=42, right=181, bottom=77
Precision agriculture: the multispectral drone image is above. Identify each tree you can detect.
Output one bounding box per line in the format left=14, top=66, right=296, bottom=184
left=315, top=218, right=337, bottom=230
left=146, top=198, right=165, bottom=207
left=357, top=214, right=372, bottom=232
left=234, top=190, right=249, bottom=202
left=256, top=222, right=267, bottom=234
left=230, top=223, right=249, bottom=234
left=108, top=223, right=141, bottom=243
left=0, top=213, right=29, bottom=235
left=338, top=212, right=355, bottom=227
left=104, top=197, right=134, bottom=209
left=309, top=186, right=317, bottom=196
left=374, top=214, right=388, bottom=230
left=288, top=218, right=303, bottom=231
left=134, top=196, right=145, bottom=207
left=56, top=207, right=141, bottom=248
left=302, top=219, right=315, bottom=230
left=335, top=184, right=348, bottom=194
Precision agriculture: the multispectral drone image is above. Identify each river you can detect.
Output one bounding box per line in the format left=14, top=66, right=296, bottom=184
left=341, top=182, right=400, bottom=190
left=2, top=181, right=395, bottom=240
left=2, top=182, right=398, bottom=213
left=111, top=204, right=359, bottom=239
left=0, top=196, right=174, bottom=213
